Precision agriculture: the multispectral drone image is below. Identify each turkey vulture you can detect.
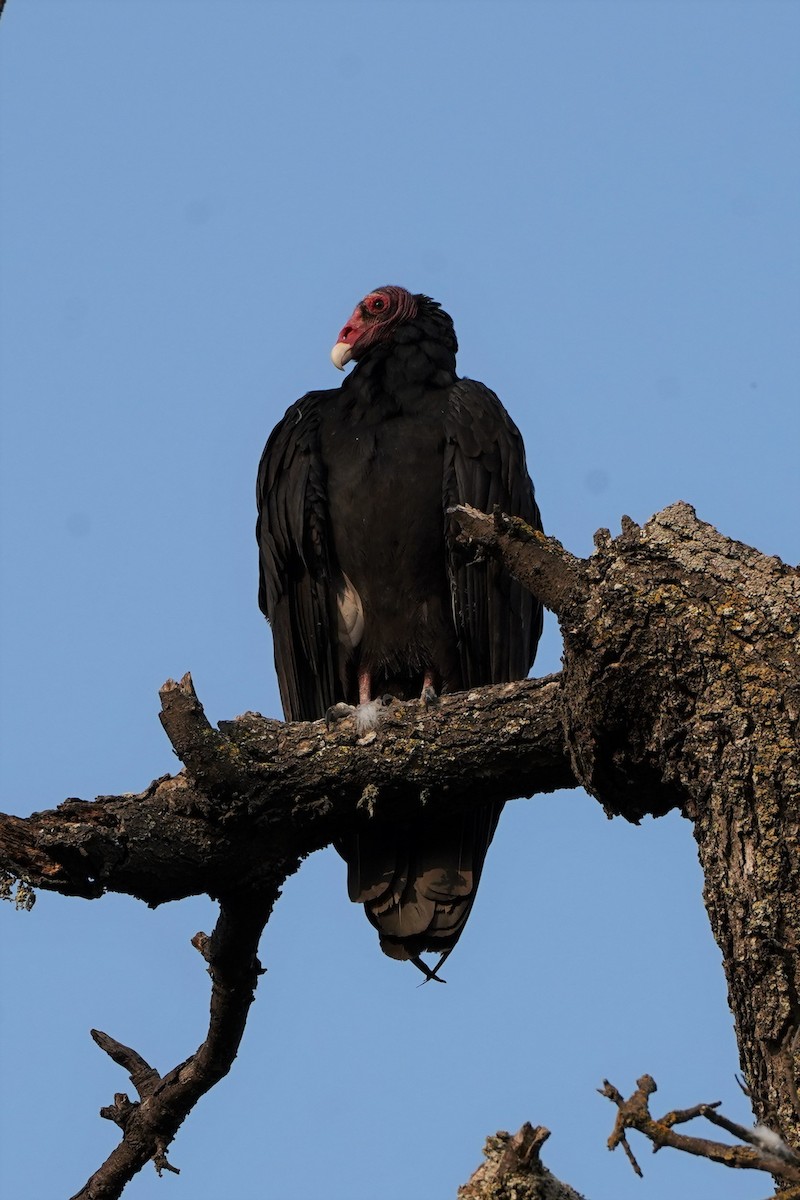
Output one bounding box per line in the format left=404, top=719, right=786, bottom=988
left=256, top=286, right=542, bottom=978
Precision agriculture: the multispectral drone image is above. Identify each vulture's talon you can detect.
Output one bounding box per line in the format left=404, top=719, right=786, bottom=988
left=421, top=685, right=439, bottom=707
left=325, top=702, right=356, bottom=730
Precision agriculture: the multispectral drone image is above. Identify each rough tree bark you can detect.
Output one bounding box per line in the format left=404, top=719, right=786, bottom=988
left=1, top=501, right=798, bottom=1199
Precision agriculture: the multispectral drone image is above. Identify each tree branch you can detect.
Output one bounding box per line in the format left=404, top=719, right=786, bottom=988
left=70, top=891, right=274, bottom=1200
left=453, top=503, right=588, bottom=621
left=601, top=1075, right=800, bottom=1184
left=0, top=672, right=575, bottom=905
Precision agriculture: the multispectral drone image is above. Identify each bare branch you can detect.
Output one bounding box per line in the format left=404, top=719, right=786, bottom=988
left=452, top=503, right=588, bottom=619
left=90, top=1031, right=161, bottom=1097
left=158, top=672, right=246, bottom=797
left=70, top=891, right=273, bottom=1200
left=601, top=1075, right=800, bottom=1184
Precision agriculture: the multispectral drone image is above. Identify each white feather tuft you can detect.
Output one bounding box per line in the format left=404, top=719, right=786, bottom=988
left=752, top=1124, right=798, bottom=1160
left=354, top=700, right=383, bottom=735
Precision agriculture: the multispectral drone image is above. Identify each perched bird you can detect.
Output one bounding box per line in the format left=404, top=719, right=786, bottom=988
left=257, top=286, right=542, bottom=978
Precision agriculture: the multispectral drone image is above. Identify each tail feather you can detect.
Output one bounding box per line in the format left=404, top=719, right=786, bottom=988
left=345, top=826, right=408, bottom=905
left=337, top=801, right=503, bottom=966
left=371, top=888, right=436, bottom=939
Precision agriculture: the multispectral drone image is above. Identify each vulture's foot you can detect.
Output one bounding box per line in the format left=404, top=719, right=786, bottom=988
left=325, top=698, right=389, bottom=734
left=325, top=702, right=356, bottom=730
left=421, top=684, right=439, bottom=707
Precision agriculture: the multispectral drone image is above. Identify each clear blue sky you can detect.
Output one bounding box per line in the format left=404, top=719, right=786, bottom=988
left=1, top=3, right=798, bottom=1198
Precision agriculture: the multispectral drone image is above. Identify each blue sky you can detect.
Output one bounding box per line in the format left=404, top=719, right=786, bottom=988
left=1, top=2, right=798, bottom=1198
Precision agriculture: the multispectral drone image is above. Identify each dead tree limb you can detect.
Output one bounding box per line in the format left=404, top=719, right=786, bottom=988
left=601, top=1074, right=800, bottom=1186
left=70, top=892, right=274, bottom=1200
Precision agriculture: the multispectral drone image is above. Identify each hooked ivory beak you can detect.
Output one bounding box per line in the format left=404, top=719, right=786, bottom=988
left=331, top=341, right=353, bottom=371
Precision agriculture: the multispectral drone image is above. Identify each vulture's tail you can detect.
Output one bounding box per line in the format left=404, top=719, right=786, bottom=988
left=337, top=801, right=503, bottom=975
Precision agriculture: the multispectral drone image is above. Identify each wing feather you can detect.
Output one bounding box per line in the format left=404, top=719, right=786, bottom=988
left=443, top=379, right=543, bottom=687
left=256, top=391, right=343, bottom=722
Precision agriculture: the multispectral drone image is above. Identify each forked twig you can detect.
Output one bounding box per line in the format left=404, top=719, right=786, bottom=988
left=601, top=1074, right=800, bottom=1185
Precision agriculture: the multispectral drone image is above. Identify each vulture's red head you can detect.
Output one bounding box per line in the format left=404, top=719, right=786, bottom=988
left=331, top=286, right=420, bottom=370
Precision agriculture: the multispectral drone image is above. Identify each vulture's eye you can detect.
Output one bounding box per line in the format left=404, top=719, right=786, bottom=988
left=368, top=296, right=386, bottom=313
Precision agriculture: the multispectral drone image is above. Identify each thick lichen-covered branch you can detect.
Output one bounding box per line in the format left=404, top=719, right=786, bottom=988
left=0, top=672, right=574, bottom=906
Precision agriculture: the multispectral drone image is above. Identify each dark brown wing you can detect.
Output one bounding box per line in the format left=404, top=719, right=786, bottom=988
left=443, top=379, right=543, bottom=687
left=256, top=390, right=343, bottom=722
